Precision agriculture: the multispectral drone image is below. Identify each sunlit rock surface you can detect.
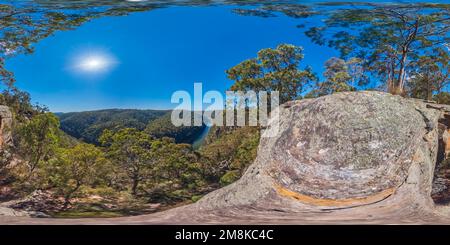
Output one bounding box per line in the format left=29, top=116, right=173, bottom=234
left=2, top=91, right=450, bottom=224
left=0, top=106, right=12, bottom=148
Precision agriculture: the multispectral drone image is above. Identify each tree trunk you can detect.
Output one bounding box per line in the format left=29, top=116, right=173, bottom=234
left=131, top=178, right=139, bottom=196
left=396, top=50, right=408, bottom=95
left=63, top=182, right=81, bottom=209
left=427, top=77, right=433, bottom=101
left=24, top=155, right=41, bottom=182
left=392, top=20, right=419, bottom=96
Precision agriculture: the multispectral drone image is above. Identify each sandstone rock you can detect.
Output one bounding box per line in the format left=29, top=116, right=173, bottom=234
left=0, top=105, right=12, bottom=148
left=7, top=190, right=64, bottom=213
left=0, top=206, right=29, bottom=217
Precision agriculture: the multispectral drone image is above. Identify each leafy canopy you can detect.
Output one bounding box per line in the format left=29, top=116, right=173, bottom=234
left=15, top=112, right=60, bottom=178
left=226, top=44, right=317, bottom=103
left=307, top=57, right=368, bottom=98
left=304, top=3, right=450, bottom=94
left=43, top=143, right=110, bottom=206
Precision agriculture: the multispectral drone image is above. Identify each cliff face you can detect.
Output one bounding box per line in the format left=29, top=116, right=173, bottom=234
left=0, top=106, right=12, bottom=149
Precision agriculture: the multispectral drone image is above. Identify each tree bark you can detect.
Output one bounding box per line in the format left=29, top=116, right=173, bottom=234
left=63, top=182, right=81, bottom=209
left=395, top=20, right=419, bottom=95
left=131, top=177, right=139, bottom=196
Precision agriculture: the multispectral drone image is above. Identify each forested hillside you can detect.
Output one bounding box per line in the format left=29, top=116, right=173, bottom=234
left=57, top=109, right=167, bottom=145
left=57, top=109, right=206, bottom=145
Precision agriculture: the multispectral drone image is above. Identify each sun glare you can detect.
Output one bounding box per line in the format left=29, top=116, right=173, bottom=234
left=70, top=50, right=118, bottom=75
left=80, top=56, right=107, bottom=71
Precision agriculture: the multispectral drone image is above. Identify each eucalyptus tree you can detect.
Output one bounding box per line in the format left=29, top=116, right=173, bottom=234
left=226, top=44, right=317, bottom=104
left=408, top=47, right=450, bottom=101
left=16, top=112, right=60, bottom=179
left=304, top=3, right=450, bottom=95
left=308, top=57, right=368, bottom=97
left=44, top=143, right=109, bottom=208
left=100, top=128, right=156, bottom=196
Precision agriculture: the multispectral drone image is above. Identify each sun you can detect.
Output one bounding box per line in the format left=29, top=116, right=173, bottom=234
left=80, top=56, right=107, bottom=71
left=69, top=49, right=118, bottom=76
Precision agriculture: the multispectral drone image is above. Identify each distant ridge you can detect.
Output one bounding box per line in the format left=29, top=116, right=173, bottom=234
left=56, top=109, right=206, bottom=146
left=57, top=109, right=168, bottom=145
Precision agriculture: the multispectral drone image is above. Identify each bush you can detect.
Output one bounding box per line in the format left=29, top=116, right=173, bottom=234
left=220, top=170, right=240, bottom=186
left=191, top=195, right=203, bottom=202
left=434, top=92, right=450, bottom=105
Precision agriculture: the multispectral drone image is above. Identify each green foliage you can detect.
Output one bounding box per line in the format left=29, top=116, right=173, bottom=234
left=0, top=88, right=45, bottom=121
left=191, top=195, right=203, bottom=203
left=408, top=47, right=450, bottom=101
left=100, top=128, right=156, bottom=196
left=15, top=113, right=60, bottom=179
left=150, top=140, right=200, bottom=189
left=232, top=4, right=316, bottom=18
left=57, top=109, right=168, bottom=145
left=433, top=92, right=450, bottom=105
left=220, top=170, right=240, bottom=186
left=307, top=57, right=367, bottom=97
left=305, top=4, right=450, bottom=95
left=226, top=44, right=317, bottom=103
left=100, top=128, right=203, bottom=201
left=52, top=210, right=124, bottom=218
left=200, top=126, right=260, bottom=183
left=42, top=143, right=110, bottom=207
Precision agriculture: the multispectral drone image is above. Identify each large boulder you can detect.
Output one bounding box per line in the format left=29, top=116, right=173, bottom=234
left=198, top=91, right=440, bottom=208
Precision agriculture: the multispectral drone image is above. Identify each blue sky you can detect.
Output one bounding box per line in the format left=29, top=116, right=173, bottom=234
left=6, top=5, right=338, bottom=112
